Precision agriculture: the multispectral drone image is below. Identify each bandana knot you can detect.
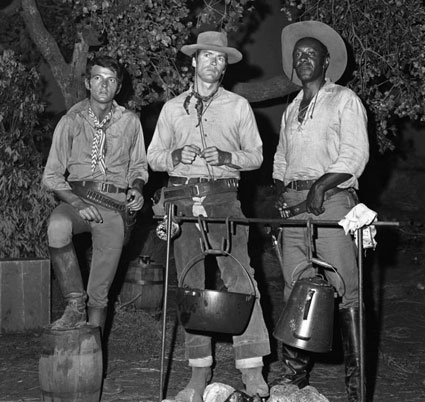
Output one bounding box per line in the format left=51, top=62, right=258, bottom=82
left=183, top=85, right=220, bottom=127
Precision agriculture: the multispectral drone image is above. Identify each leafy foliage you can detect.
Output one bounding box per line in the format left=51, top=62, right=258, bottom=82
left=59, top=0, right=255, bottom=108
left=281, top=0, right=425, bottom=152
left=0, top=50, right=56, bottom=258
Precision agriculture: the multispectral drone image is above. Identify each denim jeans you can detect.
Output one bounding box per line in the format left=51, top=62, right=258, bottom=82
left=172, top=191, right=270, bottom=361
left=47, top=198, right=125, bottom=308
left=280, top=189, right=359, bottom=309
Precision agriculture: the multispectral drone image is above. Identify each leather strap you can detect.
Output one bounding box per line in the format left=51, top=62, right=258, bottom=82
left=286, top=179, right=317, bottom=191
left=168, top=176, right=219, bottom=185
left=163, top=178, right=238, bottom=201
left=70, top=183, right=126, bottom=211
left=70, top=180, right=127, bottom=194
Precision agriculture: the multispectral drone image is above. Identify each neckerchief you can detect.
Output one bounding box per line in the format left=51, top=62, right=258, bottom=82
left=183, top=85, right=220, bottom=127
left=88, top=106, right=113, bottom=174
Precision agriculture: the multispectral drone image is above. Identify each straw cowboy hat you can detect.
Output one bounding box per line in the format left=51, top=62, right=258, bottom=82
left=281, top=21, right=347, bottom=86
left=181, top=31, right=243, bottom=64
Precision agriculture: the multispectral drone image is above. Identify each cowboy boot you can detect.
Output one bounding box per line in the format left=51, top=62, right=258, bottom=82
left=240, top=366, right=269, bottom=397
left=270, top=344, right=312, bottom=389
left=340, top=308, right=364, bottom=402
left=175, top=366, right=212, bottom=402
left=49, top=244, right=86, bottom=330
left=87, top=306, right=123, bottom=396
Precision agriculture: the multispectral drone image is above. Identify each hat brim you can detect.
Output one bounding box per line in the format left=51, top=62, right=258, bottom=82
left=281, top=21, right=347, bottom=85
left=181, top=44, right=243, bottom=64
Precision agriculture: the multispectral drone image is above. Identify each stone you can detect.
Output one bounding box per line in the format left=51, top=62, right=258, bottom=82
left=268, top=384, right=330, bottom=402
left=203, top=382, right=235, bottom=402
left=288, top=386, right=330, bottom=402
left=268, top=384, right=299, bottom=401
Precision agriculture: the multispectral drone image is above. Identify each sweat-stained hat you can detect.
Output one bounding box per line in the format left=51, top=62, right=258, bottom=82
left=281, top=21, right=347, bottom=85
left=180, top=31, right=243, bottom=64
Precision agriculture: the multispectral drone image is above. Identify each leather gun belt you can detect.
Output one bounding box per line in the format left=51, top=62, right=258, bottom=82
left=163, top=178, right=238, bottom=202
left=70, top=182, right=126, bottom=211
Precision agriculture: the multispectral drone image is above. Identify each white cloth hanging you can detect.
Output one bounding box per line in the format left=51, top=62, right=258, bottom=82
left=338, top=203, right=378, bottom=249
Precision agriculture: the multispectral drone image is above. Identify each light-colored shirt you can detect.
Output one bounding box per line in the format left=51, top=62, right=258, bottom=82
left=273, top=80, right=369, bottom=189
left=43, top=99, right=148, bottom=191
left=147, top=87, right=263, bottom=179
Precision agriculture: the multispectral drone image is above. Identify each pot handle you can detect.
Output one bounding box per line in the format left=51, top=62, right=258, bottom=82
left=177, top=252, right=257, bottom=298
left=291, top=260, right=346, bottom=297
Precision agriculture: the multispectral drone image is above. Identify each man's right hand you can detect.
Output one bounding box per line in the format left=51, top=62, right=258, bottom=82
left=171, top=145, right=201, bottom=166
left=53, top=189, right=103, bottom=223
left=71, top=199, right=103, bottom=223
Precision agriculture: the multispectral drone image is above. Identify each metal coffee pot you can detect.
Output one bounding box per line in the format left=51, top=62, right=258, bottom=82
left=273, top=270, right=336, bottom=353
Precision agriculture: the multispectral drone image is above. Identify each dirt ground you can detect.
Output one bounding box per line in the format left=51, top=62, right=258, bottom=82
left=1, top=204, right=425, bottom=402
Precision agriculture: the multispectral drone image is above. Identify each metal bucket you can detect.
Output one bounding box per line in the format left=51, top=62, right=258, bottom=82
left=273, top=275, right=335, bottom=353
left=176, top=253, right=256, bottom=335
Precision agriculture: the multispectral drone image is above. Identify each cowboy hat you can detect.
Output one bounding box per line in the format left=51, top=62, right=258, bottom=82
left=281, top=21, right=347, bottom=85
left=181, top=31, right=243, bottom=64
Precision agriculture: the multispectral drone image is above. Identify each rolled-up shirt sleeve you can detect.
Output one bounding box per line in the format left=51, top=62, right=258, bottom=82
left=325, top=96, right=369, bottom=179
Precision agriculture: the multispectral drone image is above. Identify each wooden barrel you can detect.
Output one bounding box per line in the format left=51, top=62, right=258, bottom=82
left=120, top=257, right=164, bottom=310
left=39, top=324, right=103, bottom=402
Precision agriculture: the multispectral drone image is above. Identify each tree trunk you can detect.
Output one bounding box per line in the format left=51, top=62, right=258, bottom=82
left=21, top=0, right=88, bottom=110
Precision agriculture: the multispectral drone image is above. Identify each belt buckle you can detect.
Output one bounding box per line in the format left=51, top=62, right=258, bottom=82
left=191, top=184, right=201, bottom=197
left=99, top=182, right=108, bottom=192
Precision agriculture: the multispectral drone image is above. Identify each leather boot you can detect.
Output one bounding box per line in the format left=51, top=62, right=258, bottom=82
left=271, top=344, right=311, bottom=389
left=175, top=367, right=212, bottom=402
left=240, top=366, right=269, bottom=397
left=49, top=244, right=86, bottom=330
left=340, top=308, right=364, bottom=402
left=87, top=306, right=123, bottom=396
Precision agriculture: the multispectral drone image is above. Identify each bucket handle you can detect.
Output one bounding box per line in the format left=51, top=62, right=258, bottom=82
left=291, top=260, right=346, bottom=297
left=178, top=252, right=257, bottom=298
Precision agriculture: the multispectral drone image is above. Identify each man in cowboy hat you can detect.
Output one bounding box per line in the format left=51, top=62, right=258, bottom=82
left=43, top=55, right=148, bottom=394
left=272, top=21, right=369, bottom=401
left=147, top=31, right=270, bottom=401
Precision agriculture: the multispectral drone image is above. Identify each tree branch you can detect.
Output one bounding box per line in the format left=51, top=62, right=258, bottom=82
left=232, top=74, right=300, bottom=103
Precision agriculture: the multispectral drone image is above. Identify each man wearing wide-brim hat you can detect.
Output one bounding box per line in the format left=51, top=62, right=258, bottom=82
left=272, top=21, right=369, bottom=402
left=147, top=31, right=270, bottom=401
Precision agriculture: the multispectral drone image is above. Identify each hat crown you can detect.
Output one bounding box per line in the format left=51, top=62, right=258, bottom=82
left=180, top=30, right=242, bottom=64
left=196, top=31, right=228, bottom=49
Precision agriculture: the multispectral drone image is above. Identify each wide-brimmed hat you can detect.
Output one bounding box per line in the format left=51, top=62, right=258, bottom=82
left=281, top=21, right=347, bottom=85
left=181, top=31, right=243, bottom=64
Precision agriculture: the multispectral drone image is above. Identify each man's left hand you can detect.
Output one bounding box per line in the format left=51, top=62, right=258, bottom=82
left=200, top=146, right=231, bottom=166
left=127, top=188, right=144, bottom=212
